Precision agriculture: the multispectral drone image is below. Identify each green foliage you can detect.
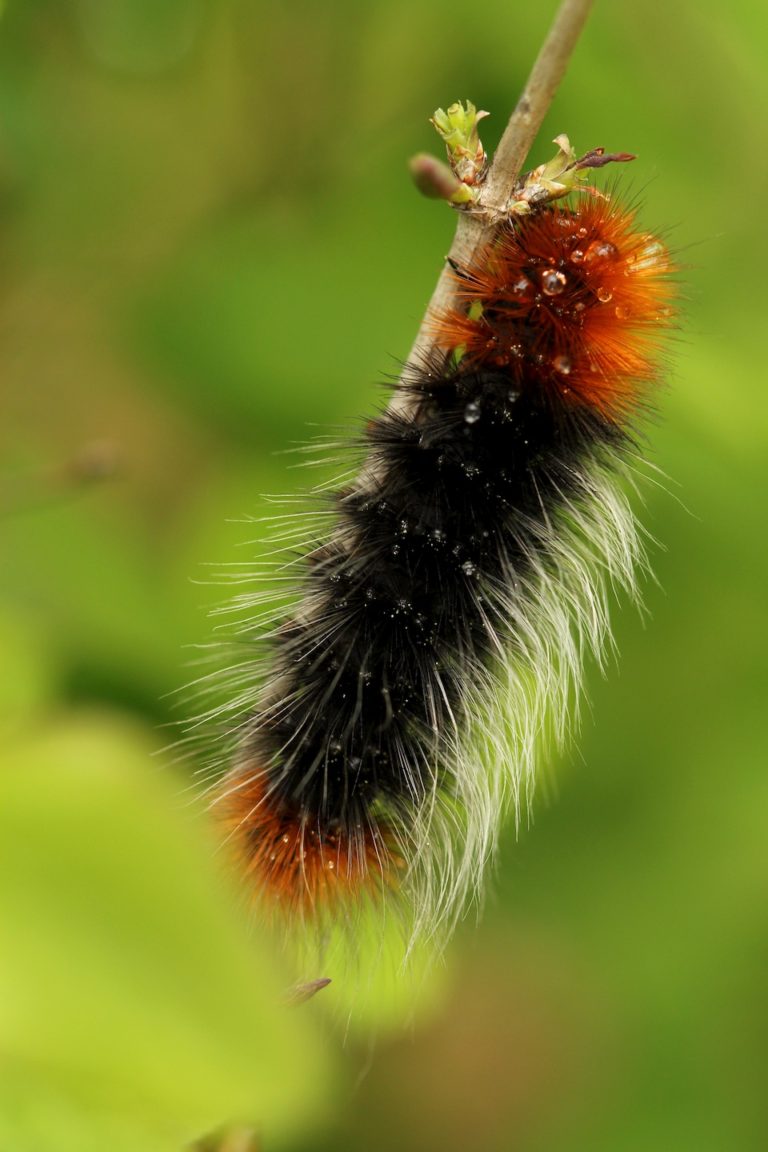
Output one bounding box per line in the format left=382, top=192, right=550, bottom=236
left=0, top=1, right=766, bottom=1150
left=0, top=687, right=332, bottom=1150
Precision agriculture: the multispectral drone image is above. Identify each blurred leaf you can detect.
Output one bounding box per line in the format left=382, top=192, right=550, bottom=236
left=0, top=714, right=333, bottom=1151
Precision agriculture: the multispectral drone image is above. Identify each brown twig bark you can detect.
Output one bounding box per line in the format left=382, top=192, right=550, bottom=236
left=400, top=0, right=594, bottom=394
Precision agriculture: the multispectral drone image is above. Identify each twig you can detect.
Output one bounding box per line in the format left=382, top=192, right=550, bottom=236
left=400, top=0, right=594, bottom=395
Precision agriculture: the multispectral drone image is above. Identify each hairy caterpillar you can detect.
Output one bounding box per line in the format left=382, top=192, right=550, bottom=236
left=195, top=126, right=676, bottom=953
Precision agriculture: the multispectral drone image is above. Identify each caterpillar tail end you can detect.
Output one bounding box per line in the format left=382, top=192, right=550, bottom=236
left=216, top=768, right=397, bottom=919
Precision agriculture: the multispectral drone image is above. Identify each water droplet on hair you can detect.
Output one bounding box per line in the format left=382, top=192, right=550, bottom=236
left=614, top=304, right=630, bottom=319
left=507, top=389, right=520, bottom=403
left=431, top=527, right=446, bottom=543
left=627, top=240, right=665, bottom=272
left=464, top=401, right=481, bottom=424
left=461, top=560, right=476, bottom=576
left=391, top=544, right=401, bottom=556
left=574, top=301, right=586, bottom=313
left=540, top=269, right=567, bottom=296
left=398, top=518, right=409, bottom=534
left=365, top=586, right=375, bottom=600
left=597, top=286, right=613, bottom=303
left=577, top=226, right=588, bottom=238
left=511, top=275, right=533, bottom=299
left=570, top=248, right=585, bottom=264
left=553, top=354, right=572, bottom=375
left=584, top=240, right=618, bottom=263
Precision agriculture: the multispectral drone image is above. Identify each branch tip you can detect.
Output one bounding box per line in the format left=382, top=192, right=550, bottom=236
left=409, top=152, right=472, bottom=204
left=430, top=100, right=489, bottom=189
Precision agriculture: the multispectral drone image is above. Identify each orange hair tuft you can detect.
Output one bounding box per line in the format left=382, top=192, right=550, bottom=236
left=432, top=196, right=675, bottom=419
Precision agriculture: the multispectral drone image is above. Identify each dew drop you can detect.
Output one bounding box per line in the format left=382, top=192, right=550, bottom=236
left=464, top=401, right=481, bottom=424
left=577, top=226, right=588, bottom=238
left=627, top=240, right=665, bottom=273
left=614, top=304, right=630, bottom=320
left=584, top=240, right=618, bottom=263
left=507, top=388, right=520, bottom=403
left=391, top=544, right=401, bottom=556
left=553, top=354, right=572, bottom=375
left=461, top=560, right=476, bottom=577
left=540, top=269, right=567, bottom=296
left=570, top=248, right=585, bottom=264
left=431, top=527, right=446, bottom=543
left=574, top=301, right=586, bottom=313
left=365, top=586, right=376, bottom=600
left=510, top=275, right=533, bottom=299
left=596, top=286, right=613, bottom=303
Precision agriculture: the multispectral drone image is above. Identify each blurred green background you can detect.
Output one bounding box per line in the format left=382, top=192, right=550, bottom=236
left=1, top=1, right=766, bottom=1149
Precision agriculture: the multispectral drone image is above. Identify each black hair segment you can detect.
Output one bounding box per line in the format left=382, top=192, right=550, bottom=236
left=243, top=350, right=628, bottom=834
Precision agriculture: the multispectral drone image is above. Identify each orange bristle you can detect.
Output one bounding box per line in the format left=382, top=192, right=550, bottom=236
left=432, top=196, right=675, bottom=419
left=219, top=770, right=394, bottom=917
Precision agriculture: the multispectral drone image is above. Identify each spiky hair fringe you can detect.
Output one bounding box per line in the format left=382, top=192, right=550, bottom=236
left=184, top=186, right=676, bottom=960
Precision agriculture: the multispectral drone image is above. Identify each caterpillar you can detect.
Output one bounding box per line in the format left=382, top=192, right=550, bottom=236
left=197, top=124, right=676, bottom=954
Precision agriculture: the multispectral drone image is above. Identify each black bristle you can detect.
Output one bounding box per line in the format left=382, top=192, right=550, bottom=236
left=245, top=353, right=624, bottom=824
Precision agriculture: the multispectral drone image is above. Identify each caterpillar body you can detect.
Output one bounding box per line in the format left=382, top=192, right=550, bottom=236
left=206, top=180, right=675, bottom=949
